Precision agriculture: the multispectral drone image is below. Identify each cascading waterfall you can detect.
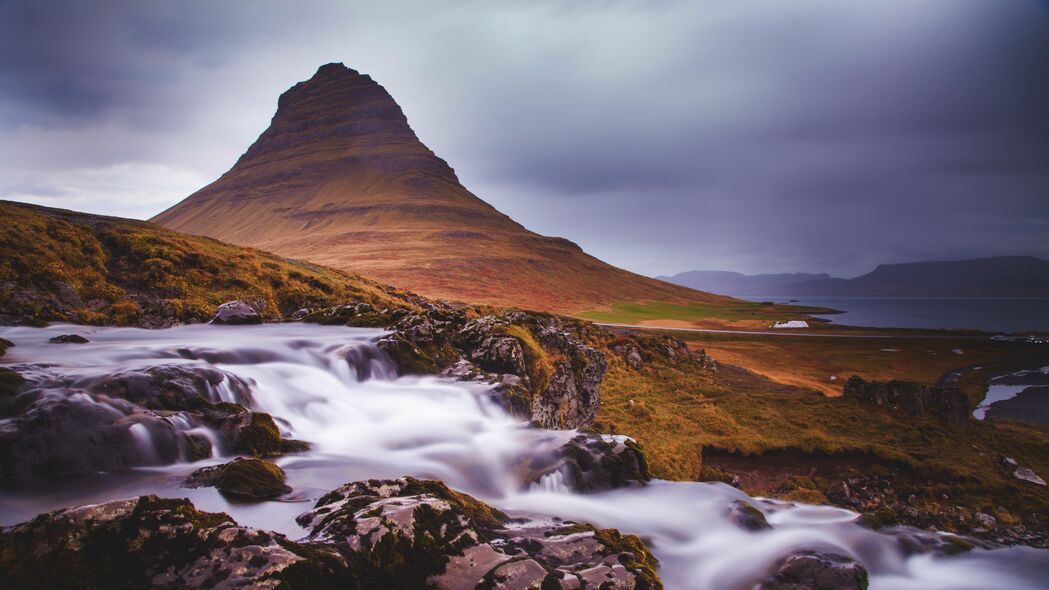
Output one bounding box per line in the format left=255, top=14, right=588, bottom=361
left=0, top=323, right=1046, bottom=589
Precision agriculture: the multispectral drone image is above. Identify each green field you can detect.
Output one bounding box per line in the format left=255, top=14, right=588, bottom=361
left=576, top=300, right=825, bottom=325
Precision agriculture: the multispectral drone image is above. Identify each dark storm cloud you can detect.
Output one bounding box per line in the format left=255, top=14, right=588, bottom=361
left=1, top=0, right=1046, bottom=276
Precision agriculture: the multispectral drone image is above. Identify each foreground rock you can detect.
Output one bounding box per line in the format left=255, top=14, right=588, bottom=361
left=297, top=477, right=663, bottom=589
left=0, top=495, right=345, bottom=589
left=0, top=477, right=664, bottom=589
left=185, top=457, right=291, bottom=500
left=843, top=376, right=969, bottom=426
left=756, top=551, right=869, bottom=590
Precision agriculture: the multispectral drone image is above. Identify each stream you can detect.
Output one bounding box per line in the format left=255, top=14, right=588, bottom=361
left=1, top=323, right=1046, bottom=589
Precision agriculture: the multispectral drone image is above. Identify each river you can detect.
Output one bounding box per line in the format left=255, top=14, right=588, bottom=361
left=1, top=323, right=1045, bottom=589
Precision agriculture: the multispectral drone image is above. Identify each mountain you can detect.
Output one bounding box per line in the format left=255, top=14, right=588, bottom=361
left=0, top=200, right=416, bottom=326
left=661, top=256, right=1049, bottom=297
left=655, top=270, right=831, bottom=296
left=152, top=63, right=721, bottom=313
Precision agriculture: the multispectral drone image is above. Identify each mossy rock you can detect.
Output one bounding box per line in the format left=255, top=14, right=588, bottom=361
left=858, top=506, right=899, bottom=530
left=237, top=412, right=310, bottom=457
left=181, top=432, right=213, bottom=462
left=0, top=367, right=25, bottom=398
left=185, top=457, right=291, bottom=500
left=592, top=528, right=663, bottom=590
left=377, top=336, right=457, bottom=376
left=0, top=337, right=12, bottom=357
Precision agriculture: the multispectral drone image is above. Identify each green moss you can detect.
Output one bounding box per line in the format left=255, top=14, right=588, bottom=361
left=0, top=367, right=25, bottom=398
left=399, top=477, right=508, bottom=533
left=496, top=323, right=552, bottom=392
left=237, top=412, right=309, bottom=457
left=592, top=528, right=663, bottom=590
left=0, top=200, right=417, bottom=327
left=214, top=459, right=291, bottom=500
left=858, top=506, right=899, bottom=529
left=380, top=336, right=457, bottom=376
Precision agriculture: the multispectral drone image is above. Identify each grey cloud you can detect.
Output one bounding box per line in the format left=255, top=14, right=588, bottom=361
left=0, top=0, right=1046, bottom=277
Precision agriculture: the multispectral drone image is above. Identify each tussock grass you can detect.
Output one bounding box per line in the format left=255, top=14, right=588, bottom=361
left=0, top=200, right=416, bottom=325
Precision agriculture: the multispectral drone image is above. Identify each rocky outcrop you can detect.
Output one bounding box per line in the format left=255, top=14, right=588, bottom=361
left=0, top=363, right=306, bottom=478
left=185, top=458, right=291, bottom=500
left=211, top=300, right=262, bottom=325
left=307, top=303, right=610, bottom=429
left=297, top=477, right=663, bottom=589
left=842, top=376, right=969, bottom=426
left=0, top=478, right=664, bottom=589
left=756, top=551, right=868, bottom=590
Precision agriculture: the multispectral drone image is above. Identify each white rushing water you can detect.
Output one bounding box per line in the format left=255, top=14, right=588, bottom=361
left=1, top=323, right=1046, bottom=589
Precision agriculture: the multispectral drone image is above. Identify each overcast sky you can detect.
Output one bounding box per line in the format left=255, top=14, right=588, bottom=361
left=2, top=0, right=1047, bottom=277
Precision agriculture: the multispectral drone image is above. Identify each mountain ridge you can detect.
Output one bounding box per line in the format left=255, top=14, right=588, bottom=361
left=660, top=256, right=1049, bottom=297
left=153, top=63, right=720, bottom=313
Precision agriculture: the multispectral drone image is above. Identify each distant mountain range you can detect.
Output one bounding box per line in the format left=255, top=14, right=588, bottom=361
left=658, top=256, right=1049, bottom=297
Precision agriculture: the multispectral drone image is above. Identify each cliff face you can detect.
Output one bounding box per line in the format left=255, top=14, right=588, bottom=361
left=153, top=63, right=721, bottom=312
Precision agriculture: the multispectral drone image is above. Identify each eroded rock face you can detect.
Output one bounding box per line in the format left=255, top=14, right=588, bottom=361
left=211, top=300, right=262, bottom=325
left=0, top=480, right=665, bottom=589
left=297, top=477, right=663, bottom=589
left=756, top=551, right=869, bottom=590
left=843, top=376, right=969, bottom=426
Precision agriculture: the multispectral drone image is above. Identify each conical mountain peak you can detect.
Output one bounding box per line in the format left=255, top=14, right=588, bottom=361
left=153, top=65, right=715, bottom=312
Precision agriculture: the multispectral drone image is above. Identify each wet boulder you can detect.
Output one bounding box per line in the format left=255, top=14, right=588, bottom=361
left=727, top=499, right=771, bottom=532
left=210, top=300, right=262, bottom=325
left=296, top=476, right=663, bottom=589
left=77, top=363, right=253, bottom=411
left=0, top=397, right=183, bottom=478
left=48, top=334, right=89, bottom=344
left=553, top=433, right=651, bottom=492
left=236, top=411, right=310, bottom=457
left=756, top=551, right=869, bottom=590
left=185, top=457, right=291, bottom=500
left=843, top=376, right=969, bottom=426
left=0, top=337, right=12, bottom=357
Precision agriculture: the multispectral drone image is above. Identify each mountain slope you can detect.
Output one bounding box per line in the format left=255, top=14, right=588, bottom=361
left=662, top=257, right=1049, bottom=297
left=152, top=63, right=725, bottom=313
left=0, top=200, right=418, bottom=326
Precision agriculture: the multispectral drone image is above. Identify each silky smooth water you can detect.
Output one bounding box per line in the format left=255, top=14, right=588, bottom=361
left=1, top=324, right=1046, bottom=589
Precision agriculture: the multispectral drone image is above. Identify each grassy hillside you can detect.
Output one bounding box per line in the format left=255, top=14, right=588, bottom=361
left=592, top=327, right=1049, bottom=537
left=0, top=200, right=418, bottom=326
